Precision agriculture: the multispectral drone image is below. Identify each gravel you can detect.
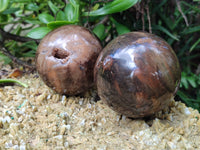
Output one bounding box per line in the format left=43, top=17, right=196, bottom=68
left=0, top=65, right=200, bottom=149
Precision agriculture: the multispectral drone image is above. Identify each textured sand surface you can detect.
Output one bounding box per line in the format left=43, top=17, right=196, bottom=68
left=0, top=66, right=200, bottom=149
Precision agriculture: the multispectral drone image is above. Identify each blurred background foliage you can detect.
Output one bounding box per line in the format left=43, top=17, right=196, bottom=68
left=0, top=0, right=200, bottom=111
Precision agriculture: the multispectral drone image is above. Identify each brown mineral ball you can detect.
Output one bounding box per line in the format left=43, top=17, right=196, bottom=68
left=36, top=25, right=102, bottom=95
left=94, top=32, right=181, bottom=118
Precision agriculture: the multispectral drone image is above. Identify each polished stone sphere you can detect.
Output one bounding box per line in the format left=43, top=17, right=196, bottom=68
left=36, top=25, right=102, bottom=95
left=94, top=32, right=181, bottom=118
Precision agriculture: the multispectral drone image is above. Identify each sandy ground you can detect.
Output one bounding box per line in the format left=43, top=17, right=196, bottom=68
left=0, top=65, right=200, bottom=150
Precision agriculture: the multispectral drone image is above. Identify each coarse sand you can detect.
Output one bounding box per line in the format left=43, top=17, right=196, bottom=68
left=0, top=65, right=200, bottom=150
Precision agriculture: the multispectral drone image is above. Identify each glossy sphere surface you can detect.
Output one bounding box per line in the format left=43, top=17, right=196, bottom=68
left=36, top=25, right=102, bottom=95
left=95, top=32, right=181, bottom=118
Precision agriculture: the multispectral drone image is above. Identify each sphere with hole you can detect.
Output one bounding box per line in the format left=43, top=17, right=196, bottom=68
left=36, top=25, right=102, bottom=95
left=94, top=32, right=181, bottom=118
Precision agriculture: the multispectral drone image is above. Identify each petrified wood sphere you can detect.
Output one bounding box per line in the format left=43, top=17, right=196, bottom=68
left=94, top=32, right=181, bottom=118
left=36, top=25, right=102, bottom=95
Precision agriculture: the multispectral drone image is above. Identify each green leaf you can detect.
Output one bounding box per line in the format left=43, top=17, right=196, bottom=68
left=64, top=0, right=80, bottom=22
left=25, top=18, right=43, bottom=25
left=65, top=3, right=75, bottom=22
left=178, top=36, right=193, bottom=56
left=69, top=0, right=79, bottom=6
left=0, top=79, right=28, bottom=88
left=0, top=14, right=8, bottom=22
left=0, top=0, right=9, bottom=12
left=12, top=24, right=21, bottom=35
left=158, top=13, right=174, bottom=31
left=176, top=91, right=198, bottom=108
left=187, top=76, right=197, bottom=88
left=22, top=50, right=36, bottom=57
left=110, top=17, right=130, bottom=35
left=56, top=11, right=67, bottom=21
left=47, top=21, right=74, bottom=30
left=182, top=26, right=200, bottom=34
left=181, top=1, right=200, bottom=13
left=2, top=7, right=20, bottom=14
left=177, top=91, right=190, bottom=106
left=82, top=0, right=139, bottom=16
left=93, top=24, right=105, bottom=40
left=190, top=38, right=200, bottom=53
left=0, top=53, right=11, bottom=64
left=20, top=41, right=37, bottom=51
left=152, top=0, right=167, bottom=14
left=11, top=0, right=30, bottom=2
left=152, top=25, right=179, bottom=41
left=27, top=27, right=52, bottom=39
left=48, top=1, right=59, bottom=15
left=93, top=3, right=100, bottom=11
left=25, top=3, right=39, bottom=11
left=180, top=73, right=189, bottom=89
left=38, top=13, right=54, bottom=24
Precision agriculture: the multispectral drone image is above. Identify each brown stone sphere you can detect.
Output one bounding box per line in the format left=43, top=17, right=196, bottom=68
left=94, top=32, right=181, bottom=118
left=36, top=25, right=102, bottom=95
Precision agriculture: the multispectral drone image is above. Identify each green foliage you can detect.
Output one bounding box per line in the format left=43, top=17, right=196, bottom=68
left=27, top=27, right=52, bottom=39
left=0, top=0, right=200, bottom=111
left=0, top=0, right=9, bottom=12
left=82, top=0, right=138, bottom=16
left=38, top=13, right=54, bottom=24
left=152, top=25, right=179, bottom=41
left=110, top=17, right=130, bottom=35
left=48, top=1, right=59, bottom=15
left=0, top=53, right=11, bottom=64
left=93, top=24, right=105, bottom=40
left=0, top=78, right=28, bottom=87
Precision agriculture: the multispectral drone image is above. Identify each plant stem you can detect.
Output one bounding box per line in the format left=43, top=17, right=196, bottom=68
left=0, top=79, right=28, bottom=88
left=0, top=46, right=36, bottom=70
left=0, top=28, right=40, bottom=43
left=0, top=21, right=22, bottom=25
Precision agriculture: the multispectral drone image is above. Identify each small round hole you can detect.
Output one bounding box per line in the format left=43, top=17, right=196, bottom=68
left=52, top=48, right=69, bottom=59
